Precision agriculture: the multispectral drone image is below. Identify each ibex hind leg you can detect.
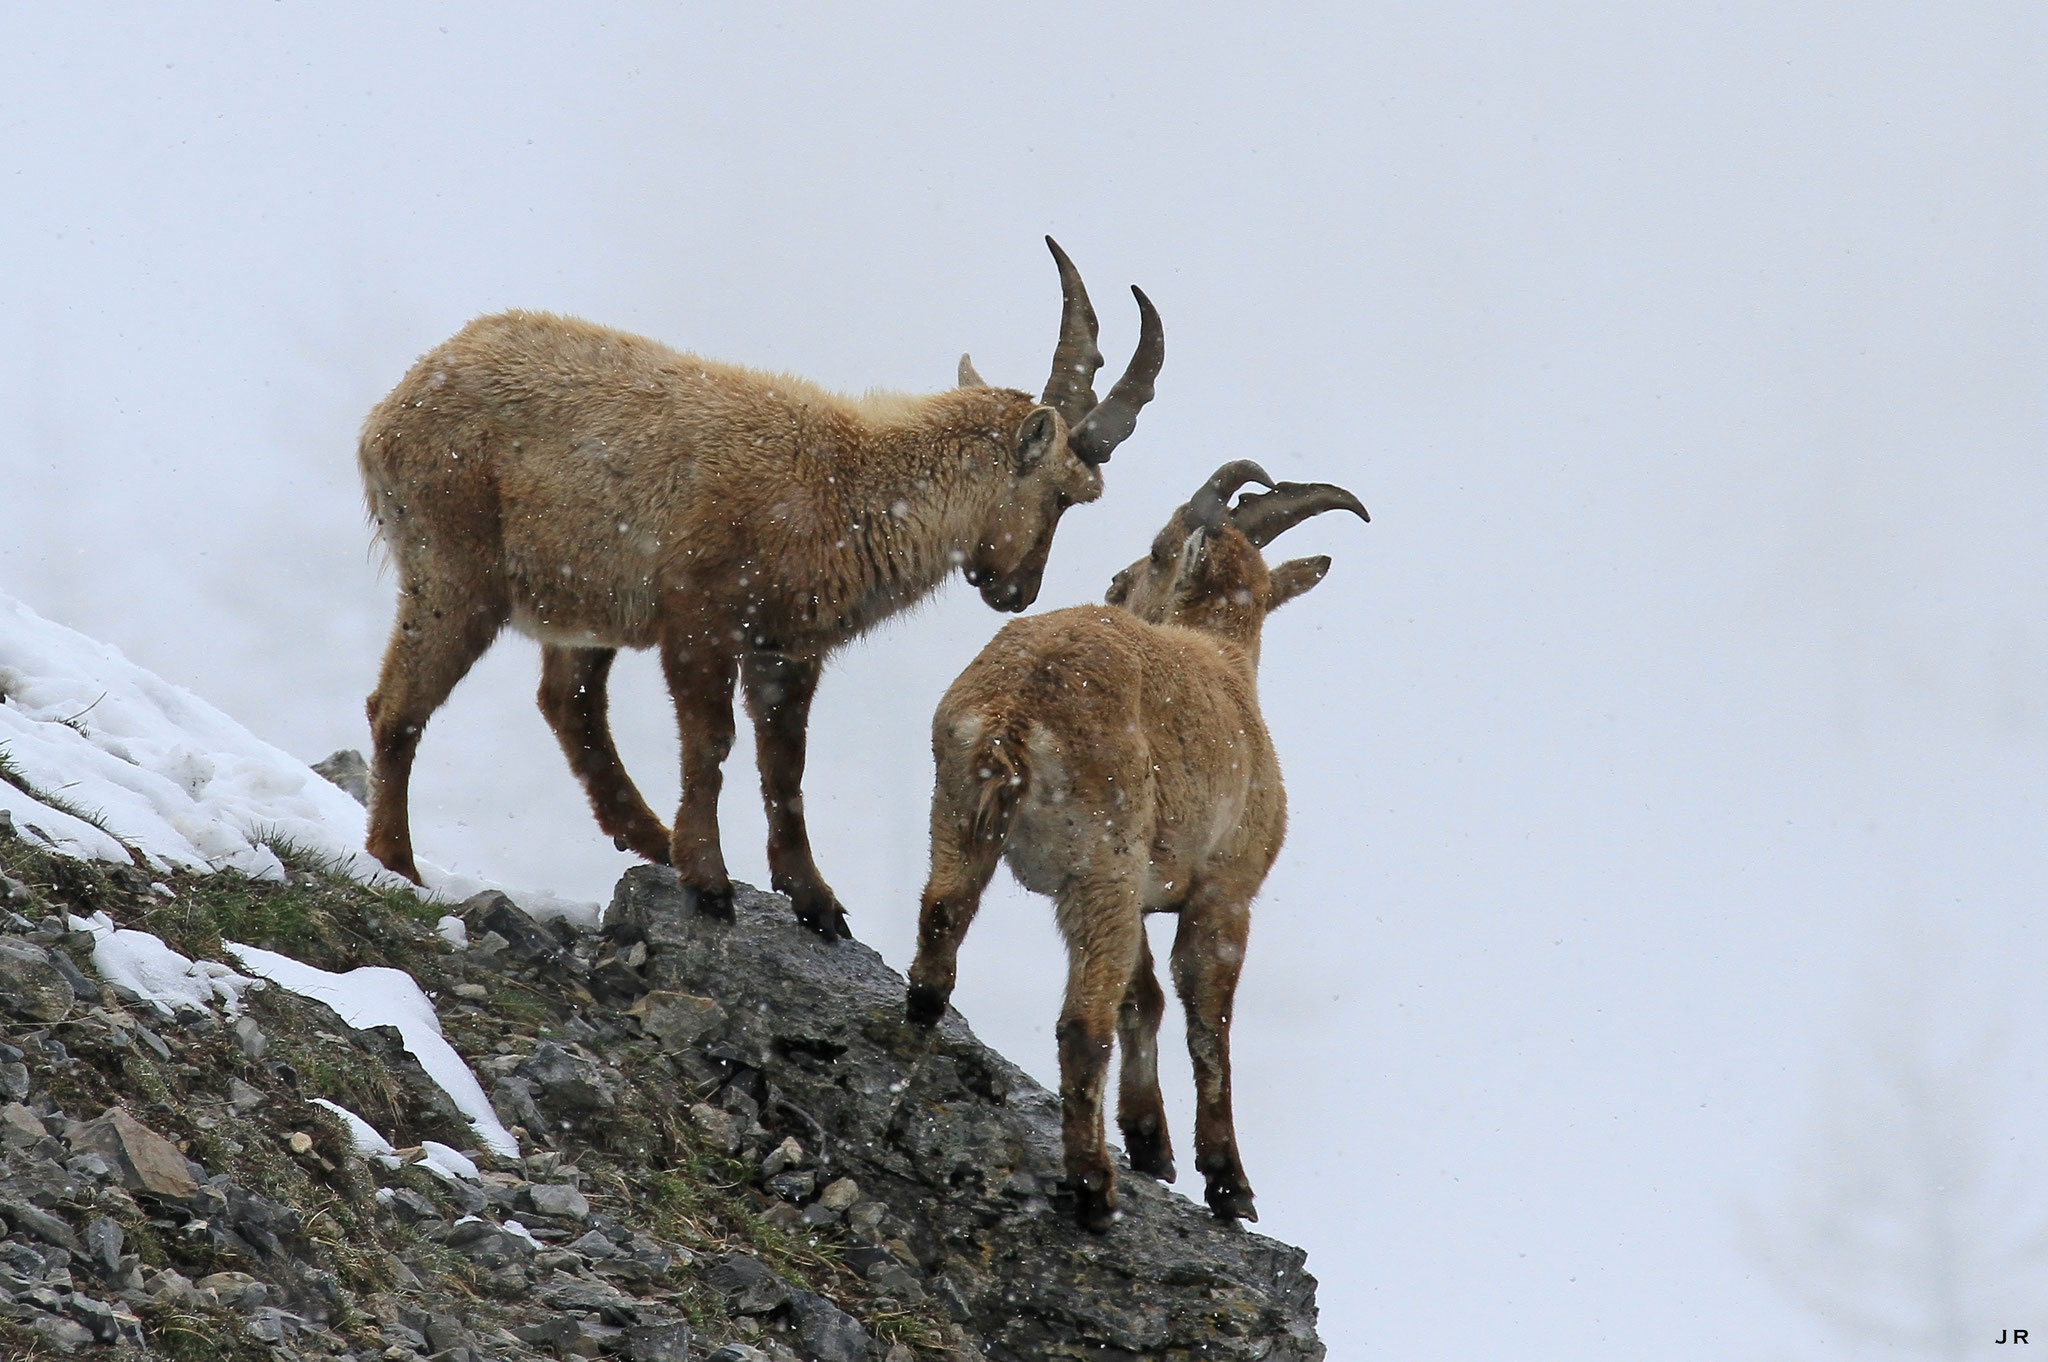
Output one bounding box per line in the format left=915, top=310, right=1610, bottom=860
left=1054, top=881, right=1147, bottom=1233
left=904, top=773, right=1008, bottom=1026
left=365, top=580, right=508, bottom=882
left=1172, top=886, right=1258, bottom=1223
left=742, top=650, right=849, bottom=941
left=539, top=645, right=673, bottom=865
left=659, top=642, right=740, bottom=922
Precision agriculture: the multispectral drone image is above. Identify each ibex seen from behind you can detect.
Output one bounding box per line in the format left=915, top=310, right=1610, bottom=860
left=906, top=461, right=1368, bottom=1229
left=359, top=240, right=1163, bottom=939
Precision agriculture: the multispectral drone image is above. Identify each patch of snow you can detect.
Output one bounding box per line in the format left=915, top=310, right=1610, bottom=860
left=435, top=915, right=468, bottom=948
left=0, top=591, right=595, bottom=922
left=501, top=1218, right=541, bottom=1248
left=311, top=1098, right=403, bottom=1169
left=68, top=911, right=260, bottom=1016
left=419, top=1141, right=482, bottom=1183
left=225, top=943, right=519, bottom=1160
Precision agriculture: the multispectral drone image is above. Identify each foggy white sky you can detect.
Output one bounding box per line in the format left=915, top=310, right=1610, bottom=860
left=4, top=7, right=2045, bottom=1356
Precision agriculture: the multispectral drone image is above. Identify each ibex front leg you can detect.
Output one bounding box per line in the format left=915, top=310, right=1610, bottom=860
left=660, top=641, right=739, bottom=920
left=741, top=649, right=849, bottom=940
left=538, top=645, right=673, bottom=865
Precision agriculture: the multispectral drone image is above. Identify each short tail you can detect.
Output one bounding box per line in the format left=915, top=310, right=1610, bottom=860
left=968, top=725, right=1030, bottom=850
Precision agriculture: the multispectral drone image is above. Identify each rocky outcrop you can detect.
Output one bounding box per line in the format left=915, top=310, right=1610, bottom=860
left=0, top=822, right=1321, bottom=1360
left=616, top=867, right=1323, bottom=1362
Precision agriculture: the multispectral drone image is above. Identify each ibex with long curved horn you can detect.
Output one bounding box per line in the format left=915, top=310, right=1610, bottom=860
left=906, top=462, right=1367, bottom=1229
left=358, top=239, right=1163, bottom=939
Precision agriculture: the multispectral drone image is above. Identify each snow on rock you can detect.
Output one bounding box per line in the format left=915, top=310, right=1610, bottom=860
left=0, top=590, right=595, bottom=923
left=225, top=942, right=519, bottom=1160
left=69, top=910, right=261, bottom=1016
left=312, top=1098, right=403, bottom=1169
left=418, top=1141, right=482, bottom=1183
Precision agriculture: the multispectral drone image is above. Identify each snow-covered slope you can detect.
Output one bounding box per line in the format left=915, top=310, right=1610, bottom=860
left=0, top=589, right=593, bottom=922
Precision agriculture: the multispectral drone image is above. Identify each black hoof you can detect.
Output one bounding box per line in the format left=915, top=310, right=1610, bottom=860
left=905, top=983, right=948, bottom=1028
left=1069, top=1174, right=1118, bottom=1234
left=1122, top=1122, right=1176, bottom=1182
left=797, top=905, right=852, bottom=942
left=1204, top=1180, right=1258, bottom=1223
left=687, top=884, right=735, bottom=921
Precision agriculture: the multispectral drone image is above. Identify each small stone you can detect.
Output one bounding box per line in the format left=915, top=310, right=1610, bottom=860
left=704, top=1252, right=792, bottom=1315
left=689, top=1103, right=744, bottom=1154
left=312, top=749, right=371, bottom=805
left=0, top=1100, right=48, bottom=1145
left=67, top=1106, right=198, bottom=1199
left=629, top=991, right=726, bottom=1050
left=229, top=1016, right=268, bottom=1061
left=818, top=1177, right=861, bottom=1212
left=704, top=1347, right=770, bottom=1362
left=287, top=1131, right=315, bottom=1155
left=567, top=1228, right=617, bottom=1259
left=625, top=1321, right=692, bottom=1362
left=527, top=1182, right=590, bottom=1221
left=0, top=1060, right=27, bottom=1101
left=84, top=1217, right=123, bottom=1273
left=766, top=1170, right=816, bottom=1202
left=452, top=982, right=489, bottom=1001
left=759, top=1135, right=805, bottom=1177
left=228, top=1076, right=265, bottom=1112
left=33, top=1314, right=94, bottom=1351
left=196, top=1270, right=267, bottom=1309
left=424, top=1313, right=467, bottom=1351
left=0, top=939, right=73, bottom=1021
left=786, top=1290, right=870, bottom=1362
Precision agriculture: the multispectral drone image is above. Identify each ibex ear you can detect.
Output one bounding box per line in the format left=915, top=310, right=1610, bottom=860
left=958, top=353, right=986, bottom=388
left=1013, top=407, right=1059, bottom=472
left=1266, top=555, right=1331, bottom=611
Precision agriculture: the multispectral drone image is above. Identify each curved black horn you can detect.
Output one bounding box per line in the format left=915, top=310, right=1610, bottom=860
left=1067, top=285, right=1165, bottom=466
left=1230, top=481, right=1370, bottom=547
left=1186, top=460, right=1276, bottom=533
left=1041, top=236, right=1103, bottom=424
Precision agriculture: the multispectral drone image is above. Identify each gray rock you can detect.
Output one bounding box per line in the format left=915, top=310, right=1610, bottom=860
left=0, top=1196, right=81, bottom=1252
left=66, top=1107, right=198, bottom=1199
left=230, top=1015, right=269, bottom=1061
left=626, top=1321, right=693, bottom=1362
left=311, top=749, right=371, bottom=805
left=631, top=869, right=1324, bottom=1361
left=787, top=1291, right=870, bottom=1362
left=703, top=1251, right=792, bottom=1315
left=567, top=1228, right=617, bottom=1259
left=0, top=939, right=74, bottom=1021
left=83, top=1216, right=122, bottom=1273
left=630, top=989, right=727, bottom=1050
left=525, top=1182, right=590, bottom=1221
left=0, top=1060, right=27, bottom=1101
left=42, top=945, right=100, bottom=1004
left=515, top=1041, right=615, bottom=1113
left=32, top=1313, right=94, bottom=1351
left=460, top=891, right=561, bottom=966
